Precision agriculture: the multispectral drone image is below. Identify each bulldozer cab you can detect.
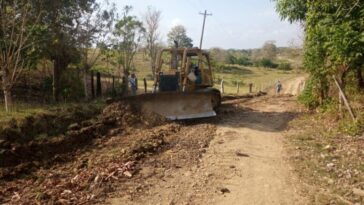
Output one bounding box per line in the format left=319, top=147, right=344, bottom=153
left=154, top=48, right=214, bottom=92
left=123, top=47, right=220, bottom=120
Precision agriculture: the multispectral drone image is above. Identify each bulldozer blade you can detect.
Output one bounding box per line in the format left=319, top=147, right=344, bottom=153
left=123, top=92, right=216, bottom=120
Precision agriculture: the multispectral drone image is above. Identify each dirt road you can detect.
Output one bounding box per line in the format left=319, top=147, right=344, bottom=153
left=109, top=76, right=307, bottom=205
left=267, top=76, right=306, bottom=96
left=0, top=77, right=306, bottom=204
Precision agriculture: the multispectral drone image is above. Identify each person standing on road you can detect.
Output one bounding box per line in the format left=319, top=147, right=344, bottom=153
left=276, top=80, right=282, bottom=95
left=129, top=73, right=138, bottom=96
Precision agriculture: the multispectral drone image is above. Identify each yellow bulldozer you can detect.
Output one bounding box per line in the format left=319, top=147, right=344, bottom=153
left=126, top=47, right=221, bottom=120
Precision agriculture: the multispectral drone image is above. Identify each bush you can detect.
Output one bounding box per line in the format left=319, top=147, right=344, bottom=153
left=298, top=78, right=320, bottom=109
left=255, top=58, right=278, bottom=68
left=236, top=57, right=253, bottom=66
left=225, top=54, right=252, bottom=66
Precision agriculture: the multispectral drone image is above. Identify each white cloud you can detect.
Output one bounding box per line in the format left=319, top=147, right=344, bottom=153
left=171, top=18, right=182, bottom=27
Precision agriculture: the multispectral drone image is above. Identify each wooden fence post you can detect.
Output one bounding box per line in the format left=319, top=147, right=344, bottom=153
left=91, top=71, right=95, bottom=99
left=96, top=72, right=102, bottom=97
left=249, top=83, right=253, bottom=93
left=220, top=80, right=224, bottom=94
left=333, top=76, right=355, bottom=121
left=144, top=78, right=147, bottom=93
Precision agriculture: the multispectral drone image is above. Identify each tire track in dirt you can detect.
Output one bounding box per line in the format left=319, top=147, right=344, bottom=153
left=188, top=95, right=306, bottom=205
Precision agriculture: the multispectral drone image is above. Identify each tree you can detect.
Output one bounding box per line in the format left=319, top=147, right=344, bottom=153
left=261, top=40, right=277, bottom=60
left=275, top=0, right=364, bottom=106
left=209, top=48, right=228, bottom=64
left=36, top=0, right=96, bottom=102
left=275, top=0, right=307, bottom=23
left=112, top=6, right=145, bottom=94
left=143, top=6, right=162, bottom=77
left=0, top=0, right=42, bottom=112
left=76, top=1, right=116, bottom=99
left=167, top=25, right=193, bottom=48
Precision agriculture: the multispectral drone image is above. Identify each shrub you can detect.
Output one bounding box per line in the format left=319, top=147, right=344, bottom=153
left=298, top=78, right=320, bottom=109
left=256, top=58, right=278, bottom=68
left=225, top=54, right=252, bottom=66
left=236, top=57, right=253, bottom=66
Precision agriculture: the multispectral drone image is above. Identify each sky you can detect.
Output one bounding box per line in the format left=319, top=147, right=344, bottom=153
left=107, top=0, right=303, bottom=49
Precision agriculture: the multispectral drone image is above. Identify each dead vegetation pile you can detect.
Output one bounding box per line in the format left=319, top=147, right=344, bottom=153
left=287, top=114, right=364, bottom=204
left=0, top=106, right=218, bottom=204
left=102, top=122, right=216, bottom=203
left=0, top=101, right=173, bottom=204
left=0, top=102, right=166, bottom=179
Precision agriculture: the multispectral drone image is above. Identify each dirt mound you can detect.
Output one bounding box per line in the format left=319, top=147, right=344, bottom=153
left=0, top=101, right=167, bottom=180
left=0, top=99, right=220, bottom=204
left=0, top=98, right=218, bottom=204
left=0, top=123, right=179, bottom=204
left=101, top=101, right=167, bottom=129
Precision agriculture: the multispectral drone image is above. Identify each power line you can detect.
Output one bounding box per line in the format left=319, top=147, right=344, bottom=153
left=199, top=10, right=212, bottom=49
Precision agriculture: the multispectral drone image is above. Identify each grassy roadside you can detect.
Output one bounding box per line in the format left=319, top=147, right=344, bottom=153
left=0, top=100, right=105, bottom=125
left=286, top=111, right=364, bottom=204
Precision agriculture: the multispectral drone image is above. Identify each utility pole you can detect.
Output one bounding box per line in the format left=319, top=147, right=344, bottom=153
left=199, top=10, right=212, bottom=49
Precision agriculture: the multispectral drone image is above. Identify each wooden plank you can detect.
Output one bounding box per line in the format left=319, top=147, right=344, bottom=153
left=332, top=76, right=356, bottom=121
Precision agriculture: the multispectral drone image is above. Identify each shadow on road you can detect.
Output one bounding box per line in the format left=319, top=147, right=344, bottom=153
left=217, top=104, right=299, bottom=132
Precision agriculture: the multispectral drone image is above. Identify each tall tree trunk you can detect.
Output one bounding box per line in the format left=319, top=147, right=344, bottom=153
left=90, top=71, right=95, bottom=99
left=53, top=59, right=62, bottom=102
left=122, top=71, right=129, bottom=97
left=96, top=72, right=102, bottom=97
left=122, top=76, right=128, bottom=96
left=3, top=89, right=12, bottom=112
left=82, top=66, right=89, bottom=100
left=357, top=67, right=364, bottom=90
left=112, top=76, right=115, bottom=95
left=150, top=59, right=156, bottom=78
left=52, top=56, right=70, bottom=102
left=2, top=71, right=12, bottom=112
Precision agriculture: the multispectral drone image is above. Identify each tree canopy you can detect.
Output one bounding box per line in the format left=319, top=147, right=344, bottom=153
left=275, top=0, right=364, bottom=106
left=167, top=25, right=193, bottom=48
